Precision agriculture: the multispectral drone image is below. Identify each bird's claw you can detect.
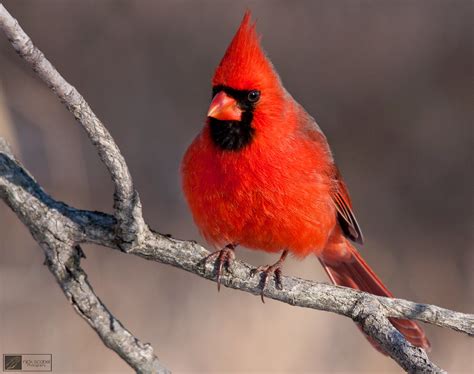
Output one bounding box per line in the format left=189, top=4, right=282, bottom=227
left=202, top=244, right=235, bottom=291
left=251, top=263, right=284, bottom=303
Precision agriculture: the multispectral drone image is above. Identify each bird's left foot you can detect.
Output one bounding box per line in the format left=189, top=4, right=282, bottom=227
left=251, top=250, right=288, bottom=303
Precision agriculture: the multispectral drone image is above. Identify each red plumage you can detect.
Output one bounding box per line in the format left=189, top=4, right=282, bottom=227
left=181, top=11, right=430, bottom=353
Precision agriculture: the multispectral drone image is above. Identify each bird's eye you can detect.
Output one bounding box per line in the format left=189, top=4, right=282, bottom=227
left=247, top=90, right=260, bottom=103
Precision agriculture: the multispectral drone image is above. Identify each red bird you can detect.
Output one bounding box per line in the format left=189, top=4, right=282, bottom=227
left=181, top=11, right=430, bottom=352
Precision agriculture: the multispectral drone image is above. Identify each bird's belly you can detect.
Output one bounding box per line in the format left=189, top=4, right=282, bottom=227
left=184, top=163, right=336, bottom=257
left=234, top=189, right=336, bottom=257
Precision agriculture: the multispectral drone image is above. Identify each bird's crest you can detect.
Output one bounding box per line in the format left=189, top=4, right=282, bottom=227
left=212, top=11, right=281, bottom=92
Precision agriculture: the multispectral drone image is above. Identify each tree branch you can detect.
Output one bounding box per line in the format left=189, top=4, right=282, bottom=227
left=0, top=3, right=145, bottom=249
left=0, top=4, right=472, bottom=373
left=4, top=128, right=473, bottom=374
left=0, top=139, right=169, bottom=374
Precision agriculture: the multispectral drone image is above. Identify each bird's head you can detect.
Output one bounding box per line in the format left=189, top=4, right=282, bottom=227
left=207, top=11, right=288, bottom=151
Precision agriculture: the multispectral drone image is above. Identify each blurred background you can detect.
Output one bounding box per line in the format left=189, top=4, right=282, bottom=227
left=0, top=1, right=472, bottom=373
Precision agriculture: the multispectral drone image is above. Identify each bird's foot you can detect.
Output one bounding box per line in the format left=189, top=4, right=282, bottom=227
left=250, top=250, right=288, bottom=303
left=202, top=244, right=236, bottom=291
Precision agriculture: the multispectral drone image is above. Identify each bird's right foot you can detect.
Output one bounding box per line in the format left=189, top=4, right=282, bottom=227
left=202, top=244, right=236, bottom=291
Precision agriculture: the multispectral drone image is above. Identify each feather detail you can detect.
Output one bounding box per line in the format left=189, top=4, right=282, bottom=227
left=319, top=240, right=431, bottom=351
left=212, top=11, right=281, bottom=94
left=332, top=176, right=364, bottom=244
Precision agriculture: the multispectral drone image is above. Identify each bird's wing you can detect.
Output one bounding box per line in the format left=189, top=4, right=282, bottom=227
left=332, top=172, right=364, bottom=244
left=295, top=103, right=364, bottom=244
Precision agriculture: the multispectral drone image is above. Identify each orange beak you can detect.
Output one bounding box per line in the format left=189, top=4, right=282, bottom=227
left=207, top=91, right=242, bottom=121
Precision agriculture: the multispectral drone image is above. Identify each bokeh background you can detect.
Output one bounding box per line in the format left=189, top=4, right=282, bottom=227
left=0, top=1, right=472, bottom=373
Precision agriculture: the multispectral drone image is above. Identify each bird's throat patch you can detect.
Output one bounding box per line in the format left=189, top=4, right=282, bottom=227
left=208, top=114, right=254, bottom=151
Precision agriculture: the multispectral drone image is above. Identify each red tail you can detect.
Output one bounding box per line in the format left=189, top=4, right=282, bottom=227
left=319, top=243, right=431, bottom=353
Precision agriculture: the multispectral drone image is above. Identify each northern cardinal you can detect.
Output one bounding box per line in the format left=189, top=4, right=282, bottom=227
left=181, top=11, right=430, bottom=352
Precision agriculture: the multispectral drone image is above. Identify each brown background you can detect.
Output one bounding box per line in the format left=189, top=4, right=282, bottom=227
left=0, top=1, right=472, bottom=373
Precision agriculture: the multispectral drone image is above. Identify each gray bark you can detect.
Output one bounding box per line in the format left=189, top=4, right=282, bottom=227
left=0, top=3, right=472, bottom=373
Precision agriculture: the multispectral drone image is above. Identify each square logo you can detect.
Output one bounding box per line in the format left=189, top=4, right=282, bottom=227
left=3, top=354, right=52, bottom=372
left=3, top=356, right=21, bottom=371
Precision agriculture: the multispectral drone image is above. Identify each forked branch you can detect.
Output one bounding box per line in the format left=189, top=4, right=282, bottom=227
left=0, top=4, right=472, bottom=374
